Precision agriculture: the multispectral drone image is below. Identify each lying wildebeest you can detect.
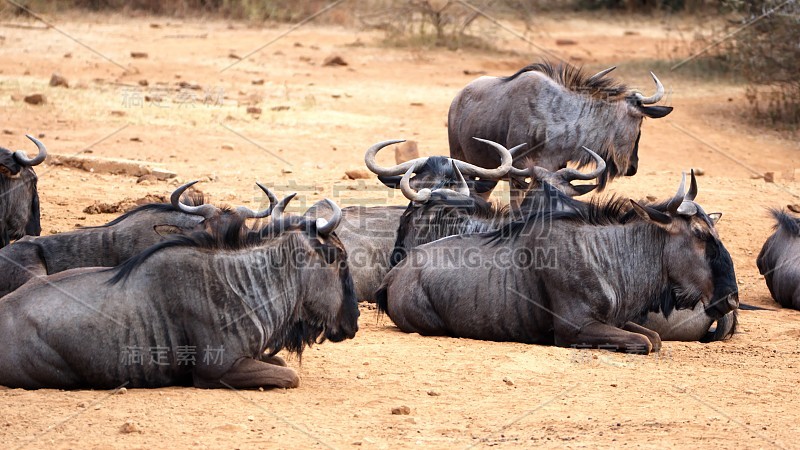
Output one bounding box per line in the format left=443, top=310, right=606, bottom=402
left=377, top=173, right=738, bottom=353
left=0, top=195, right=358, bottom=389
left=0, top=135, right=47, bottom=247
left=390, top=141, right=605, bottom=268
left=305, top=138, right=515, bottom=302
left=757, top=209, right=800, bottom=309
left=0, top=181, right=277, bottom=298
left=448, top=61, right=673, bottom=205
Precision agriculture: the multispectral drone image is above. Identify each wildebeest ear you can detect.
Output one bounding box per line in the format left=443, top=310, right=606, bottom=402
left=469, top=179, right=498, bottom=194
left=639, top=105, right=673, bottom=119
left=377, top=175, right=402, bottom=189
left=629, top=200, right=672, bottom=225
left=154, top=225, right=185, bottom=236
left=708, top=212, right=722, bottom=224
left=571, top=184, right=597, bottom=196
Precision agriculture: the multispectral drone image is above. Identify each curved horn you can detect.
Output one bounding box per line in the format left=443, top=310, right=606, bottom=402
left=554, top=146, right=606, bottom=181
left=666, top=172, right=687, bottom=214
left=399, top=164, right=431, bottom=203
left=316, top=199, right=342, bottom=235
left=451, top=160, right=470, bottom=197
left=235, top=182, right=279, bottom=219
left=171, top=181, right=219, bottom=218
left=364, top=139, right=429, bottom=176
left=588, top=65, right=616, bottom=82
left=633, top=71, right=665, bottom=105
left=14, top=135, right=48, bottom=166
left=685, top=169, right=698, bottom=202
left=270, top=193, right=297, bottom=220
left=452, top=137, right=514, bottom=179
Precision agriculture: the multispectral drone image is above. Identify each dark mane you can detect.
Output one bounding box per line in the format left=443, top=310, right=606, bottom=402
left=488, top=189, right=631, bottom=243
left=771, top=208, right=800, bottom=236
left=107, top=215, right=312, bottom=285
left=83, top=192, right=211, bottom=229
left=503, top=60, right=630, bottom=101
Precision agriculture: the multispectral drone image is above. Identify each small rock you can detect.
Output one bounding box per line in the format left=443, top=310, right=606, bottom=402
left=49, top=72, right=69, bottom=88
left=356, top=373, right=367, bottom=379
left=764, top=172, right=775, bottom=183
left=693, top=168, right=705, bottom=176
left=120, top=421, right=142, bottom=434
left=117, top=387, right=128, bottom=394
left=130, top=137, right=142, bottom=142
left=463, top=69, right=487, bottom=76
left=391, top=406, right=411, bottom=415
left=23, top=94, right=45, bottom=105
left=556, top=39, right=577, bottom=46
left=130, top=52, right=148, bottom=59
left=502, top=377, right=514, bottom=386
left=246, top=106, right=262, bottom=115
left=395, top=140, right=419, bottom=164
left=228, top=52, right=242, bottom=60
left=623, top=30, right=640, bottom=36
left=2, top=129, right=12, bottom=135
left=281, top=168, right=293, bottom=174
left=110, top=110, right=126, bottom=117
left=247, top=416, right=255, bottom=421
left=221, top=144, right=234, bottom=150
left=252, top=79, right=265, bottom=85
left=345, top=169, right=371, bottom=180
left=294, top=42, right=303, bottom=47
left=323, top=55, right=348, bottom=67
left=77, top=402, right=87, bottom=408
left=271, top=105, right=290, bottom=112
left=137, top=174, right=158, bottom=185
left=750, top=174, right=763, bottom=180
left=150, top=23, right=161, bottom=28
left=63, top=52, right=72, bottom=58
left=427, top=390, right=440, bottom=396
left=138, top=79, right=149, bottom=86
left=646, top=195, right=658, bottom=202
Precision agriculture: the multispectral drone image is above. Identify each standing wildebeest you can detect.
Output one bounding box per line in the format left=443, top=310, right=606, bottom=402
left=0, top=135, right=47, bottom=247
left=0, top=196, right=358, bottom=390
left=757, top=209, right=800, bottom=309
left=377, top=174, right=738, bottom=353
left=0, top=181, right=277, bottom=298
left=448, top=61, right=673, bottom=205
left=306, top=138, right=515, bottom=302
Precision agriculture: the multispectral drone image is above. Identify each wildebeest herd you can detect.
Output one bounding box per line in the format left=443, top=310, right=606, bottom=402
left=0, top=61, right=794, bottom=390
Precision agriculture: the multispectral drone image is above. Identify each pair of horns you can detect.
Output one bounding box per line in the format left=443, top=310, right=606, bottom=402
left=365, top=137, right=515, bottom=181
left=395, top=138, right=520, bottom=202
left=666, top=170, right=698, bottom=216
left=511, top=145, right=606, bottom=184
left=589, top=66, right=666, bottom=105
left=171, top=182, right=343, bottom=235
left=13, top=135, right=47, bottom=166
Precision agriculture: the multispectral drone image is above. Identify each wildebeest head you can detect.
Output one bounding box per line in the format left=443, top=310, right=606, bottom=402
left=630, top=171, right=738, bottom=323
left=260, top=196, right=359, bottom=350
left=365, top=138, right=518, bottom=197
left=0, top=135, right=47, bottom=178
left=168, top=180, right=278, bottom=233
left=514, top=146, right=606, bottom=198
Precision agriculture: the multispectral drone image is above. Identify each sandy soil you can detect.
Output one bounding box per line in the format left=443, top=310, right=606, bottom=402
left=0, top=11, right=799, bottom=449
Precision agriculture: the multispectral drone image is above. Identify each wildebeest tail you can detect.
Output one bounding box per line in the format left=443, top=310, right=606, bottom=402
left=771, top=208, right=800, bottom=236
left=375, top=282, right=389, bottom=315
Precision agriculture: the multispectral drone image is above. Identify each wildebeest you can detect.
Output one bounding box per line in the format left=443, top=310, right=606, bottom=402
left=377, top=173, right=738, bottom=353
left=448, top=61, right=673, bottom=205
left=307, top=138, right=516, bottom=302
left=390, top=142, right=606, bottom=268
left=0, top=195, right=358, bottom=389
left=0, top=135, right=47, bottom=247
left=0, top=181, right=277, bottom=298
left=757, top=209, right=800, bottom=309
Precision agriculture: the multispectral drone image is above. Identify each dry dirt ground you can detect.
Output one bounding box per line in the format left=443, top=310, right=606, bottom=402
left=0, top=11, right=799, bottom=450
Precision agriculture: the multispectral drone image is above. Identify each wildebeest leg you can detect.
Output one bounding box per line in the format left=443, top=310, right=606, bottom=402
left=194, top=357, right=299, bottom=389
left=555, top=321, right=654, bottom=354
left=622, top=322, right=662, bottom=352
left=259, top=354, right=288, bottom=367
left=0, top=226, right=9, bottom=248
